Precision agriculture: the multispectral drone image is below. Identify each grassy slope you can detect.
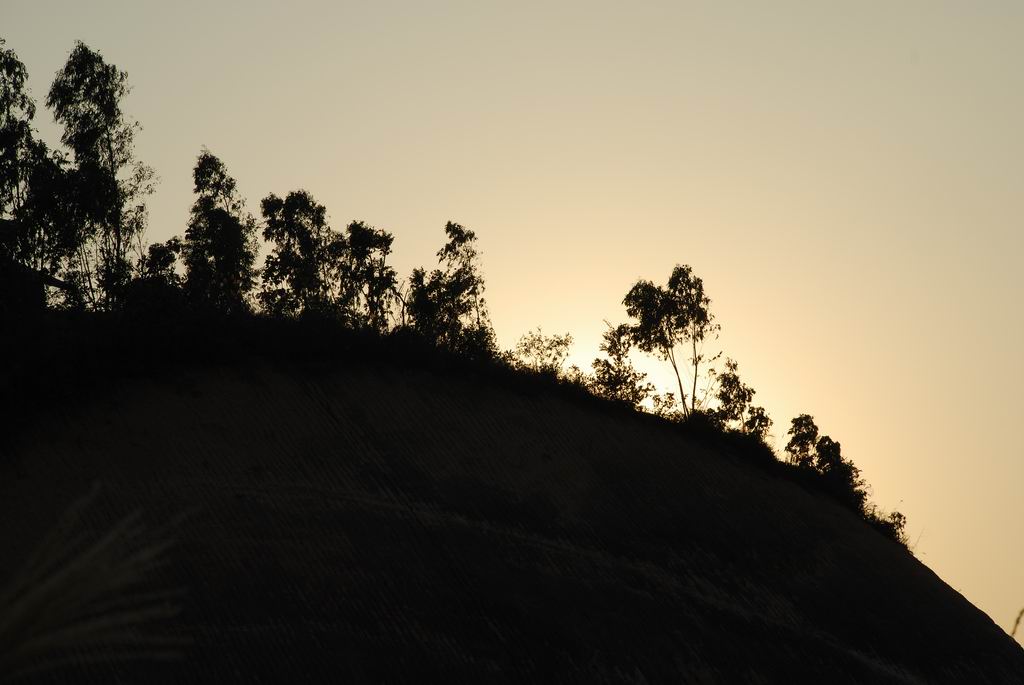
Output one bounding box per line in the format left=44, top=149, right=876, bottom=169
left=3, top=354, right=1023, bottom=683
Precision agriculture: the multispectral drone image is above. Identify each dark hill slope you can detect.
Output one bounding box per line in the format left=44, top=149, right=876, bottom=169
left=3, top=359, right=1022, bottom=683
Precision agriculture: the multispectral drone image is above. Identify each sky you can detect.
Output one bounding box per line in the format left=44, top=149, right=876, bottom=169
left=5, top=0, right=1023, bottom=641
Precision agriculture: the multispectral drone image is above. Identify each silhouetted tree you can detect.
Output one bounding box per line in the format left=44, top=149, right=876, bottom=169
left=123, top=237, right=184, bottom=313
left=511, top=327, right=573, bottom=374
left=711, top=359, right=772, bottom=440
left=0, top=40, right=78, bottom=309
left=139, top=237, right=181, bottom=287
left=0, top=38, right=36, bottom=261
left=712, top=359, right=752, bottom=423
left=623, top=265, right=720, bottom=417
left=259, top=190, right=344, bottom=317
left=785, top=414, right=873, bottom=514
left=406, top=221, right=496, bottom=357
left=785, top=414, right=819, bottom=469
left=743, top=406, right=773, bottom=440
left=813, top=435, right=867, bottom=512
left=589, top=322, right=653, bottom=408
left=337, top=220, right=397, bottom=332
left=650, top=392, right=684, bottom=421
left=181, top=150, right=257, bottom=313
left=46, top=41, right=155, bottom=310
left=0, top=38, right=32, bottom=190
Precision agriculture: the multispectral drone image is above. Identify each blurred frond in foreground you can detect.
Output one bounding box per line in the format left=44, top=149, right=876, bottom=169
left=0, top=485, right=186, bottom=681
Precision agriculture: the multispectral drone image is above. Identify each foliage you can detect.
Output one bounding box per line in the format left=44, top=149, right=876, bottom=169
left=0, top=40, right=79, bottom=309
left=813, top=434, right=867, bottom=513
left=784, top=415, right=867, bottom=508
left=511, top=327, right=573, bottom=375
left=782, top=413, right=906, bottom=545
left=406, top=221, right=496, bottom=358
left=140, top=238, right=182, bottom=286
left=589, top=322, right=653, bottom=408
left=258, top=191, right=397, bottom=327
left=0, top=37, right=36, bottom=233
left=864, top=506, right=909, bottom=548
left=710, top=358, right=773, bottom=440
left=181, top=150, right=258, bottom=313
left=0, top=39, right=33, bottom=238
left=122, top=237, right=186, bottom=315
left=2, top=146, right=78, bottom=291
left=784, top=414, right=819, bottom=469
left=259, top=189, right=344, bottom=317
left=623, top=264, right=720, bottom=417
left=0, top=37, right=36, bottom=217
left=46, top=41, right=156, bottom=310
left=336, top=220, right=397, bottom=332
left=650, top=392, right=684, bottom=422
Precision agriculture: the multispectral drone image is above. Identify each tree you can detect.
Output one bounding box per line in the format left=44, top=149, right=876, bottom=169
left=785, top=414, right=819, bottom=469
left=813, top=435, right=867, bottom=512
left=786, top=412, right=908, bottom=547
left=650, top=392, right=684, bottom=421
left=623, top=264, right=720, bottom=417
left=139, top=237, right=181, bottom=287
left=712, top=359, right=753, bottom=424
left=46, top=41, right=156, bottom=309
left=743, top=406, right=773, bottom=441
left=181, top=150, right=258, bottom=313
left=0, top=40, right=79, bottom=309
left=589, top=322, right=653, bottom=408
left=711, top=358, right=772, bottom=440
left=259, top=191, right=399, bottom=326
left=0, top=38, right=35, bottom=236
left=406, top=221, right=496, bottom=357
left=123, top=237, right=184, bottom=313
left=785, top=415, right=869, bottom=513
left=337, top=220, right=397, bottom=332
left=511, top=327, right=573, bottom=374
left=259, top=190, right=344, bottom=317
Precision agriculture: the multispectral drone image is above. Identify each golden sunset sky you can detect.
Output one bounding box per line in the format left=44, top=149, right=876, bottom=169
left=6, top=1, right=1023, bottom=641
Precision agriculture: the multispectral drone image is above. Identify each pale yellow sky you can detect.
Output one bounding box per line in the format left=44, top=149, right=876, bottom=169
left=6, top=0, right=1023, bottom=640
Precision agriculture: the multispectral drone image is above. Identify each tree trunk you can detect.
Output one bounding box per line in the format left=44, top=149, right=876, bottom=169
left=666, top=345, right=688, bottom=417
left=691, top=334, right=699, bottom=415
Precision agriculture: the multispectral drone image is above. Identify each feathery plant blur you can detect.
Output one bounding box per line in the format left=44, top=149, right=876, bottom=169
left=0, top=485, right=184, bottom=681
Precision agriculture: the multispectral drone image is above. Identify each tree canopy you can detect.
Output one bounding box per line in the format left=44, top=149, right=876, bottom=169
left=336, top=220, right=397, bottom=332
left=711, top=359, right=772, bottom=439
left=407, top=221, right=496, bottom=358
left=589, top=322, right=653, bottom=408
left=46, top=41, right=155, bottom=309
left=259, top=189, right=343, bottom=318
left=511, top=327, right=573, bottom=375
left=182, top=150, right=258, bottom=314
left=623, top=264, right=719, bottom=417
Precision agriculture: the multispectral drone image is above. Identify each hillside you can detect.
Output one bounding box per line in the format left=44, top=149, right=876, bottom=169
left=3, top=341, right=1023, bottom=683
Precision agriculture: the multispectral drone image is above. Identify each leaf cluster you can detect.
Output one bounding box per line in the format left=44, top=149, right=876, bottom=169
left=510, top=327, right=573, bottom=375
left=407, top=221, right=496, bottom=358
left=589, top=322, right=653, bottom=408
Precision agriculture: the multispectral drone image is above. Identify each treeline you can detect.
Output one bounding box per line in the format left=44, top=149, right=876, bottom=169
left=0, top=39, right=907, bottom=547
left=510, top=269, right=907, bottom=547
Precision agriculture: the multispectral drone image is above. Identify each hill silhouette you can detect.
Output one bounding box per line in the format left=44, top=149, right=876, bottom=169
left=2, top=317, right=1022, bottom=683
